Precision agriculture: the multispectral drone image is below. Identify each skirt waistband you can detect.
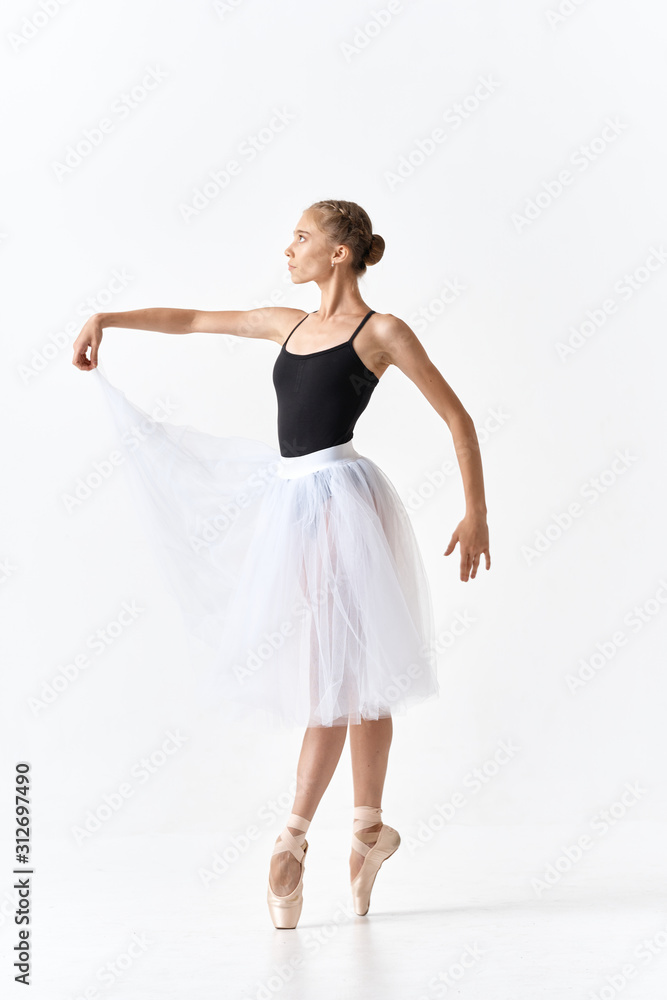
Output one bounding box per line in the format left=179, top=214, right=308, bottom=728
left=277, top=440, right=361, bottom=479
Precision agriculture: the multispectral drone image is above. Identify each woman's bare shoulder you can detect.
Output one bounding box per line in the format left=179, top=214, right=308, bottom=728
left=367, top=311, right=426, bottom=364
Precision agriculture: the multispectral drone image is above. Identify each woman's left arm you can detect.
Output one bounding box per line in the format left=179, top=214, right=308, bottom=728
left=378, top=316, right=491, bottom=582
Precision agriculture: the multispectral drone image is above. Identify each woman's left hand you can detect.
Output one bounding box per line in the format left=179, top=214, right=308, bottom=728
left=444, top=514, right=491, bottom=581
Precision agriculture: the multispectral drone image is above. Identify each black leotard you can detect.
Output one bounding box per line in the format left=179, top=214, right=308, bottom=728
left=272, top=310, right=379, bottom=458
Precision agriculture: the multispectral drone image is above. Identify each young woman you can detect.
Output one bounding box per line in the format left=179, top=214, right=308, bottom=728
left=72, top=198, right=490, bottom=929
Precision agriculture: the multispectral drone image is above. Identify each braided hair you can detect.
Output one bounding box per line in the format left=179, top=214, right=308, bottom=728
left=308, top=199, right=385, bottom=275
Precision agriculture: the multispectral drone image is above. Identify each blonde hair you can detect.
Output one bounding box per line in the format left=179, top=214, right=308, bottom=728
left=308, top=199, right=385, bottom=276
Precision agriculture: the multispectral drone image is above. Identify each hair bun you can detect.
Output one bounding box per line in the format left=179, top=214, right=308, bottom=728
left=365, top=233, right=385, bottom=267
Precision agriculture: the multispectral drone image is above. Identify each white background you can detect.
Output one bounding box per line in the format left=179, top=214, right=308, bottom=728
left=1, top=1, right=666, bottom=997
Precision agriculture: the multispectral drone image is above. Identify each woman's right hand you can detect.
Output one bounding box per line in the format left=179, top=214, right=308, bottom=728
left=72, top=314, right=104, bottom=371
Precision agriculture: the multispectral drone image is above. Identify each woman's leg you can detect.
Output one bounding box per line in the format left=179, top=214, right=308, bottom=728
left=348, top=716, right=393, bottom=880
left=270, top=722, right=348, bottom=894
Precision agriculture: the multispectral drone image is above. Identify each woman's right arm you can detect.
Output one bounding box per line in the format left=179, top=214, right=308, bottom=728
left=71, top=307, right=291, bottom=371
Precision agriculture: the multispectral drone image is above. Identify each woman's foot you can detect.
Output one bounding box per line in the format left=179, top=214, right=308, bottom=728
left=349, top=806, right=400, bottom=915
left=267, top=814, right=311, bottom=929
left=270, top=826, right=307, bottom=895
left=349, top=822, right=382, bottom=881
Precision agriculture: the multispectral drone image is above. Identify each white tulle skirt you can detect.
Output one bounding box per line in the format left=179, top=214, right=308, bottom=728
left=92, top=366, right=440, bottom=730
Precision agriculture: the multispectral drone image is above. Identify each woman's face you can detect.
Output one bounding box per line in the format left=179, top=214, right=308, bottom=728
left=285, top=211, right=339, bottom=282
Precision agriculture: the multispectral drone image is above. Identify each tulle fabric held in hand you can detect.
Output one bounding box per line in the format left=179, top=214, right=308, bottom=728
left=92, top=365, right=440, bottom=730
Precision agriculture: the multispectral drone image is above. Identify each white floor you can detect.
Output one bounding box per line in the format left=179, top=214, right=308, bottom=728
left=5, top=823, right=666, bottom=999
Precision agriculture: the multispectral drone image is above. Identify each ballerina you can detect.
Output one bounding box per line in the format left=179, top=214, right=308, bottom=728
left=72, top=198, right=490, bottom=928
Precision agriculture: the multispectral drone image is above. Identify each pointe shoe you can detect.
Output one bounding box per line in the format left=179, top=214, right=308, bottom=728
left=350, top=805, right=400, bottom=916
left=267, top=813, right=311, bottom=929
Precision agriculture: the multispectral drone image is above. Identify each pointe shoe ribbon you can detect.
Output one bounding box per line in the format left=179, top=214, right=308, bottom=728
left=267, top=812, right=311, bottom=929
left=350, top=805, right=400, bottom=916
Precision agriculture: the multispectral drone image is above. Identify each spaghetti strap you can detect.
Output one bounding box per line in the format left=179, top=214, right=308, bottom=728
left=282, top=309, right=375, bottom=350
left=283, top=312, right=313, bottom=348
left=349, top=310, right=375, bottom=343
